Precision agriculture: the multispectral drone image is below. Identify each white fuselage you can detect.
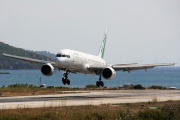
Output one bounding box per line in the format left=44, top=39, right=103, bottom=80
left=56, top=49, right=107, bottom=74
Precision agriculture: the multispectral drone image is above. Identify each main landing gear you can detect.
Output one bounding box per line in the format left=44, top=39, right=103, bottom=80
left=96, top=75, right=104, bottom=87
left=62, top=71, right=70, bottom=85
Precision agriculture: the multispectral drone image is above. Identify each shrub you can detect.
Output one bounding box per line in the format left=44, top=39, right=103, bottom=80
left=152, top=96, right=158, bottom=103
left=148, top=85, right=167, bottom=90
left=85, top=84, right=98, bottom=88
left=8, top=83, right=37, bottom=88
left=133, top=84, right=145, bottom=90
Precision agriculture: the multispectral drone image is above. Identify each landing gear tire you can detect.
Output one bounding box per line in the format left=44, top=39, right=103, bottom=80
left=96, top=81, right=100, bottom=87
left=62, top=78, right=71, bottom=85
left=100, top=81, right=104, bottom=87
left=96, top=74, right=104, bottom=87
left=66, top=79, right=70, bottom=85
left=96, top=81, right=104, bottom=87
left=62, top=78, right=67, bottom=85
left=62, top=70, right=71, bottom=85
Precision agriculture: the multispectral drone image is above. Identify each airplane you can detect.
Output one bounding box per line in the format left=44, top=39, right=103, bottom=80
left=3, top=27, right=175, bottom=87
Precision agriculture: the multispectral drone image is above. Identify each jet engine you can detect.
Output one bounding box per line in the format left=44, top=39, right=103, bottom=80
left=41, top=63, right=54, bottom=76
left=101, top=67, right=116, bottom=80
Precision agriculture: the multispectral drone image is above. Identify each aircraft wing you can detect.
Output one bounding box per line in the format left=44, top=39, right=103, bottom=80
left=112, top=63, right=175, bottom=72
left=3, top=53, right=57, bottom=67
left=88, top=63, right=175, bottom=73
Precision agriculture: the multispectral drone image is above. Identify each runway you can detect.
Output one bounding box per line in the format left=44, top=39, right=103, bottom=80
left=0, top=90, right=180, bottom=109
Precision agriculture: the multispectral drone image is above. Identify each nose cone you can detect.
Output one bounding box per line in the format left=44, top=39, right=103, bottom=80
left=57, top=57, right=66, bottom=65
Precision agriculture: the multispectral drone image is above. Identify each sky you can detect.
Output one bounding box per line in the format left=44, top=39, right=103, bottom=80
left=0, top=0, right=180, bottom=65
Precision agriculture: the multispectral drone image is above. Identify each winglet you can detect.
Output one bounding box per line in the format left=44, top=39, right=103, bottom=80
left=98, top=27, right=108, bottom=58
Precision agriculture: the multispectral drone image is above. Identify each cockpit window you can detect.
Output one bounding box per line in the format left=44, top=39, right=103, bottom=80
left=56, top=54, right=61, bottom=57
left=56, top=54, right=70, bottom=58
left=66, top=55, right=70, bottom=58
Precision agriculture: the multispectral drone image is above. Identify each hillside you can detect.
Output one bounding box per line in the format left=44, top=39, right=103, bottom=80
left=33, top=51, right=55, bottom=59
left=0, top=41, right=56, bottom=69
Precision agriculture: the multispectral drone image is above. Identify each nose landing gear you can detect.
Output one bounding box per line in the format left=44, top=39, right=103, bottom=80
left=62, top=71, right=70, bottom=85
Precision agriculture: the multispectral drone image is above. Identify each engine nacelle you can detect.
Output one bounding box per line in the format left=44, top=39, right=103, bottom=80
left=101, top=67, right=116, bottom=80
left=41, top=63, right=54, bottom=76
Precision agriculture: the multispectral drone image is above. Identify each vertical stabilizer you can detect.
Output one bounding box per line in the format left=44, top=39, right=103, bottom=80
left=98, top=27, right=108, bottom=58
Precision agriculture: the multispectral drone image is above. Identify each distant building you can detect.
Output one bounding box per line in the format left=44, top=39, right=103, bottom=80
left=169, top=87, right=176, bottom=90
left=123, top=83, right=133, bottom=88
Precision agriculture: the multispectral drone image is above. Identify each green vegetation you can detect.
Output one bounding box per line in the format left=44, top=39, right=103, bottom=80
left=148, top=85, right=167, bottom=90
left=85, top=84, right=98, bottom=88
left=0, top=41, right=55, bottom=69
left=0, top=101, right=179, bottom=120
left=0, top=83, right=71, bottom=97
left=133, top=84, right=145, bottom=89
left=8, top=83, right=36, bottom=88
left=34, top=51, right=55, bottom=59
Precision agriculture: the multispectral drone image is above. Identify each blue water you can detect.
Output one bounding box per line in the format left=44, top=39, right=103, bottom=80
left=0, top=67, right=180, bottom=88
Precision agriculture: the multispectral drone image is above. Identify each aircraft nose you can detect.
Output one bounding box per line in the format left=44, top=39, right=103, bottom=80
left=57, top=57, right=67, bottom=65
left=57, top=57, right=66, bottom=62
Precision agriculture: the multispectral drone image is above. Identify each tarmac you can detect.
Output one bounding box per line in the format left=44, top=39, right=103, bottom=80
left=0, top=90, right=180, bottom=109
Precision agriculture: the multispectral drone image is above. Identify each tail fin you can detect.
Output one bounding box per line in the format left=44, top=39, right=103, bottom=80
left=98, top=27, right=108, bottom=58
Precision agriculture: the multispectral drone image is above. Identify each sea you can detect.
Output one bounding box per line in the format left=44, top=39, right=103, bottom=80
left=0, top=67, right=180, bottom=89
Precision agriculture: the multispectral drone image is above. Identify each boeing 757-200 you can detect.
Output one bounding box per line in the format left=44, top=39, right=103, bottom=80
left=3, top=28, right=175, bottom=87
